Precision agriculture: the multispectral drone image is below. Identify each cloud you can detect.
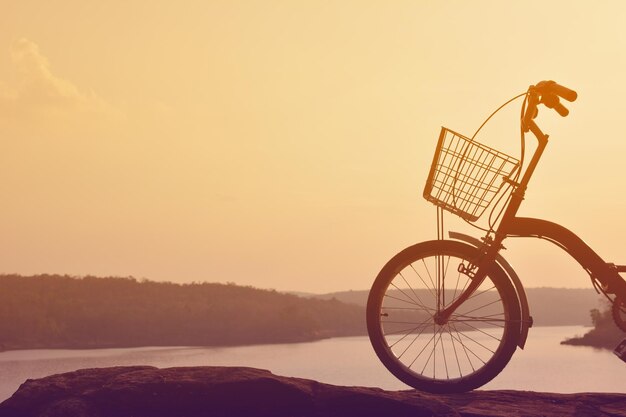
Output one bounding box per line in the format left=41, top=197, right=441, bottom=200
left=11, top=39, right=85, bottom=106
left=0, top=38, right=117, bottom=128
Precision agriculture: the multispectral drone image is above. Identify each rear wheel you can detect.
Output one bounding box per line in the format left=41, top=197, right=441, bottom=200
left=367, top=240, right=521, bottom=393
left=613, top=298, right=626, bottom=332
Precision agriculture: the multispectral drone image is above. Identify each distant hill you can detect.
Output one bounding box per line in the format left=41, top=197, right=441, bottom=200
left=0, top=274, right=606, bottom=353
left=0, top=275, right=365, bottom=351
left=298, top=287, right=603, bottom=327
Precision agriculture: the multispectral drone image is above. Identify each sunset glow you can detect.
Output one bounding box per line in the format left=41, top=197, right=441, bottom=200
left=2, top=1, right=626, bottom=292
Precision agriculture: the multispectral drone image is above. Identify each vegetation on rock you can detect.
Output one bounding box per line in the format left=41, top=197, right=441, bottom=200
left=561, top=304, right=623, bottom=349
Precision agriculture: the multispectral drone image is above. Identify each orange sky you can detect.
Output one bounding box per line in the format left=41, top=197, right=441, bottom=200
left=1, top=1, right=626, bottom=292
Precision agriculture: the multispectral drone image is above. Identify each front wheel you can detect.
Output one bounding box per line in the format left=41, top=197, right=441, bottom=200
left=367, top=240, right=521, bottom=393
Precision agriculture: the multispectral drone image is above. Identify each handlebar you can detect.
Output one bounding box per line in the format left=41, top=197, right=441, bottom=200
left=522, top=80, right=577, bottom=131
left=543, top=81, right=577, bottom=102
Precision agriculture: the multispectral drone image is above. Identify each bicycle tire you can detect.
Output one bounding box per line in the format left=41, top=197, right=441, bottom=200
left=367, top=240, right=521, bottom=393
left=613, top=298, right=626, bottom=332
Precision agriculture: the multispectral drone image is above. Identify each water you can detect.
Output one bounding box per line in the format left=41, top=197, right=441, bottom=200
left=0, top=326, right=623, bottom=401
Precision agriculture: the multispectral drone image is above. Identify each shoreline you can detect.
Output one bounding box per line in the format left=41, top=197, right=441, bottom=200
left=0, top=324, right=597, bottom=354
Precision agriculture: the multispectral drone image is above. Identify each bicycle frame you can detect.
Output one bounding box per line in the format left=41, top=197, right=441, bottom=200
left=504, top=120, right=626, bottom=300
left=506, top=217, right=626, bottom=298
left=438, top=118, right=626, bottom=323
left=367, top=81, right=626, bottom=393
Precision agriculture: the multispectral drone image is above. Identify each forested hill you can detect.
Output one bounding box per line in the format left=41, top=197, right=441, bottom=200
left=0, top=275, right=365, bottom=351
left=304, top=287, right=603, bottom=326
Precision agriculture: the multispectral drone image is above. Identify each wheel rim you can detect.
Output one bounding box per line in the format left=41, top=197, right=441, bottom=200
left=375, top=249, right=513, bottom=384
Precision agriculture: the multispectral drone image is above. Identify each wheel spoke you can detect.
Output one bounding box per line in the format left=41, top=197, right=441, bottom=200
left=397, top=319, right=436, bottom=359
left=460, top=297, right=503, bottom=316
left=452, top=312, right=505, bottom=319
left=441, top=256, right=450, bottom=308
left=465, top=284, right=496, bottom=302
left=398, top=271, right=430, bottom=311
left=389, top=281, right=432, bottom=311
left=389, top=317, right=433, bottom=350
left=382, top=320, right=430, bottom=325
left=384, top=324, right=430, bottom=337
left=415, top=325, right=446, bottom=373
left=446, top=324, right=463, bottom=377
left=458, top=321, right=503, bottom=342
left=451, top=269, right=463, bottom=305
left=420, top=258, right=438, bottom=295
left=454, top=325, right=496, bottom=355
left=410, top=264, right=436, bottom=298
left=448, top=318, right=506, bottom=328
left=448, top=271, right=471, bottom=307
left=439, top=327, right=449, bottom=379
left=450, top=312, right=507, bottom=326
left=409, top=326, right=439, bottom=368
left=433, top=323, right=437, bottom=378
left=450, top=322, right=485, bottom=365
left=383, top=293, right=435, bottom=311
left=450, top=322, right=477, bottom=370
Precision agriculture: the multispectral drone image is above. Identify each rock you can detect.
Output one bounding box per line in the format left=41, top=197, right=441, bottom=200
left=0, top=366, right=623, bottom=417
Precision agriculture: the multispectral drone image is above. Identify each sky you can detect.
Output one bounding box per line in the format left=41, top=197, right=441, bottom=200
left=1, top=0, right=626, bottom=293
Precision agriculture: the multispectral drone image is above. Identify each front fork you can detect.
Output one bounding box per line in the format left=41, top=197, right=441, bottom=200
left=434, top=237, right=501, bottom=324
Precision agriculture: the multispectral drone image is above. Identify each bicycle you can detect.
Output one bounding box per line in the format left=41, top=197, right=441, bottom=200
left=366, top=80, right=626, bottom=393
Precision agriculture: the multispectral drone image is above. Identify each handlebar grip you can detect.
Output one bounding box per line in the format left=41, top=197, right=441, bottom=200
left=550, top=82, right=577, bottom=102
left=540, top=92, right=569, bottom=117
left=553, top=102, right=569, bottom=117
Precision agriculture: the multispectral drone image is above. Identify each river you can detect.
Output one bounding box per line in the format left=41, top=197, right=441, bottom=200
left=0, top=326, right=623, bottom=401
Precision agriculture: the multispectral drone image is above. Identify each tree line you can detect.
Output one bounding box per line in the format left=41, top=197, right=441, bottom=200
left=0, top=275, right=366, bottom=351
left=561, top=303, right=622, bottom=349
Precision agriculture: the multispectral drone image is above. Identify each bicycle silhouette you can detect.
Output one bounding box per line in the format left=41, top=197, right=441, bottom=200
left=366, top=80, right=626, bottom=393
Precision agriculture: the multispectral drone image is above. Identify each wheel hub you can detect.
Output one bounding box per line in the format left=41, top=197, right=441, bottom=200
left=433, top=311, right=448, bottom=325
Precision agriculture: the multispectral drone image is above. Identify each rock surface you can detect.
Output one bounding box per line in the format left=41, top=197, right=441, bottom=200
left=0, top=366, right=624, bottom=417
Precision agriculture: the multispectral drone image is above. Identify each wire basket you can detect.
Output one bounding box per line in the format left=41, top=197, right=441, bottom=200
left=423, top=127, right=520, bottom=222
